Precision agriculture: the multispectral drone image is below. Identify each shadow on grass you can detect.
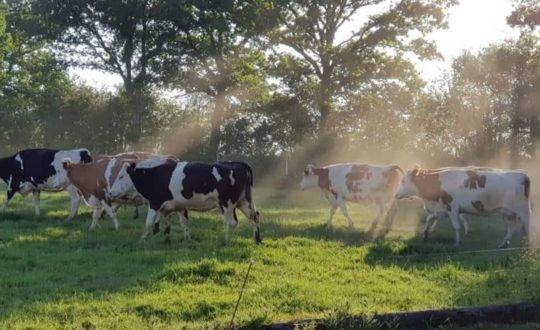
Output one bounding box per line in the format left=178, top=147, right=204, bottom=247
left=0, top=201, right=257, bottom=323
left=363, top=200, right=532, bottom=273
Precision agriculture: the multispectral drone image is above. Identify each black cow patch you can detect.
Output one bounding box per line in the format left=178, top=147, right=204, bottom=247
left=80, top=150, right=92, bottom=163
left=127, top=162, right=176, bottom=211
left=181, top=161, right=252, bottom=209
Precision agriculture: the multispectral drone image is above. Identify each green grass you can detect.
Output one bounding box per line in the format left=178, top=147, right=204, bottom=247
left=0, top=187, right=539, bottom=329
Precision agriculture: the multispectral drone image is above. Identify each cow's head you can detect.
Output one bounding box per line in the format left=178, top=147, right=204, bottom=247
left=299, top=164, right=319, bottom=190
left=80, top=149, right=93, bottom=163
left=394, top=167, right=420, bottom=199
left=108, top=162, right=138, bottom=200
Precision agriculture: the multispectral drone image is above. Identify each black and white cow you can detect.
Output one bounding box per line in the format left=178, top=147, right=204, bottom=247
left=108, top=160, right=261, bottom=244
left=0, top=148, right=92, bottom=218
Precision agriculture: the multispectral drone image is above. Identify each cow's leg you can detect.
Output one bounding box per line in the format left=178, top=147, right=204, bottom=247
left=133, top=206, right=139, bottom=219
left=112, top=203, right=121, bottom=213
left=223, top=206, right=238, bottom=243
left=178, top=210, right=191, bottom=240
left=337, top=200, right=355, bottom=228
left=141, top=208, right=158, bottom=240
left=162, top=215, right=172, bottom=244
left=448, top=211, right=461, bottom=246
left=369, top=202, right=386, bottom=233
left=459, top=214, right=469, bottom=236
left=424, top=214, right=438, bottom=240
left=32, top=190, right=41, bottom=217
left=238, top=201, right=261, bottom=244
left=326, top=204, right=338, bottom=228
left=1, top=184, right=18, bottom=212
left=90, top=208, right=104, bottom=230
left=381, top=200, right=398, bottom=235
left=101, top=201, right=120, bottom=230
left=517, top=209, right=531, bottom=243
left=500, top=215, right=520, bottom=248
left=65, top=184, right=80, bottom=221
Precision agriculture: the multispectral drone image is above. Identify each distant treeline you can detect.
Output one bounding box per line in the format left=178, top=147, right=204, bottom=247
left=0, top=0, right=539, bottom=177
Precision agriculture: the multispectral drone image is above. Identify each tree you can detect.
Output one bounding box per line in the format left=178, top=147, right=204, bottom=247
left=165, top=0, right=280, bottom=159
left=508, top=0, right=540, bottom=29
left=424, top=36, right=540, bottom=165
left=271, top=0, right=456, bottom=133
left=32, top=0, right=187, bottom=143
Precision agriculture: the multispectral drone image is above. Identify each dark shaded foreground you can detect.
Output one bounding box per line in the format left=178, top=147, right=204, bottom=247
left=262, top=302, right=540, bottom=329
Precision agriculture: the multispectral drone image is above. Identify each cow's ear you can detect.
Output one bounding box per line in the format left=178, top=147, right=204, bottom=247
left=62, top=160, right=72, bottom=170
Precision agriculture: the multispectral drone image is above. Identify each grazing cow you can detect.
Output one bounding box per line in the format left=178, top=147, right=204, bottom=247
left=63, top=152, right=166, bottom=230
left=300, top=163, right=404, bottom=233
left=0, top=148, right=92, bottom=218
left=108, top=160, right=261, bottom=244
left=394, top=166, right=532, bottom=247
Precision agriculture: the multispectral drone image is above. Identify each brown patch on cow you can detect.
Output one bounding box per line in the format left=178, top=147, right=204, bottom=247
left=464, top=171, right=487, bottom=189
left=65, top=159, right=110, bottom=200
left=523, top=176, right=530, bottom=198
left=313, top=167, right=331, bottom=191
left=411, top=170, right=453, bottom=211
left=472, top=200, right=485, bottom=213
left=346, top=165, right=371, bottom=193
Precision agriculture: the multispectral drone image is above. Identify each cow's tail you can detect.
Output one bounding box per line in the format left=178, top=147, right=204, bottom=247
left=238, top=162, right=254, bottom=206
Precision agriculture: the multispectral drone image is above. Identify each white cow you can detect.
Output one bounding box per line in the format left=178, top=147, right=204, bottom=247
left=300, top=163, right=403, bottom=233
left=395, top=166, right=532, bottom=247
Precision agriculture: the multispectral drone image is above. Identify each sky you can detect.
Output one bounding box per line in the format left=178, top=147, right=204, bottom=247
left=69, top=0, right=520, bottom=90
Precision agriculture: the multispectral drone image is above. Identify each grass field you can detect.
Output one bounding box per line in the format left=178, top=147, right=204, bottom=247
left=0, top=187, right=539, bottom=329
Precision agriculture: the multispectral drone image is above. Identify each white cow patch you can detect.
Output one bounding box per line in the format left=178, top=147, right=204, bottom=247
left=135, top=157, right=171, bottom=169
left=15, top=154, right=23, bottom=170
left=229, top=170, right=235, bottom=185
left=212, top=167, right=222, bottom=181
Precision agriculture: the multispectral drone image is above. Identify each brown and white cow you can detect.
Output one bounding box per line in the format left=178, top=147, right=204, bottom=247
left=395, top=166, right=532, bottom=247
left=63, top=152, right=173, bottom=230
left=300, top=163, right=404, bottom=233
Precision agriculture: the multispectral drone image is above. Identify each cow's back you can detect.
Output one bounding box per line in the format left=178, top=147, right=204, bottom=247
left=328, top=164, right=403, bottom=201
left=437, top=169, right=530, bottom=213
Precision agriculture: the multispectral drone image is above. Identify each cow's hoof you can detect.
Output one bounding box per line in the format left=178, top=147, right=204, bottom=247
left=164, top=237, right=171, bottom=245
left=499, top=241, right=510, bottom=249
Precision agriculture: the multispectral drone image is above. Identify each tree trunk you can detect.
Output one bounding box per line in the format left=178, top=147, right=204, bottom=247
left=317, top=77, right=332, bottom=133
left=510, top=83, right=524, bottom=168
left=529, top=115, right=539, bottom=158
left=208, top=88, right=226, bottom=161
left=126, top=87, right=145, bottom=145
